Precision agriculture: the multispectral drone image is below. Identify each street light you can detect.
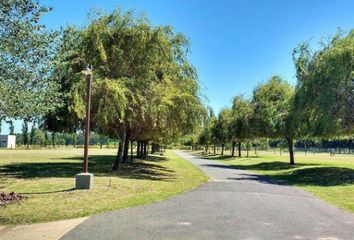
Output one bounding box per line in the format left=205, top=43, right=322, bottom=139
left=75, top=65, right=94, bottom=190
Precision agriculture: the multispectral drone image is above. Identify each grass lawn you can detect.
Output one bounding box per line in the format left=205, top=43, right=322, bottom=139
left=193, top=150, right=354, bottom=213
left=0, top=148, right=207, bottom=225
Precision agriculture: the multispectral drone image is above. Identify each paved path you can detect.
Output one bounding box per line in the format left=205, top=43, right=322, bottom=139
left=61, top=151, right=354, bottom=240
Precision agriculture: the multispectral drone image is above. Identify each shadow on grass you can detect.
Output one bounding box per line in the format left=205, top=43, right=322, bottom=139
left=0, top=155, right=175, bottom=182
left=201, top=163, right=354, bottom=186
left=278, top=167, right=354, bottom=186
left=20, top=188, right=76, bottom=195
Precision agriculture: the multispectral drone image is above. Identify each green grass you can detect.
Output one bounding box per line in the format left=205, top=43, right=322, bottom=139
left=193, top=150, right=354, bottom=212
left=0, top=148, right=207, bottom=225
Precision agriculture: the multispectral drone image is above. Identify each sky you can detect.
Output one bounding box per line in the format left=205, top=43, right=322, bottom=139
left=2, top=0, right=354, bottom=134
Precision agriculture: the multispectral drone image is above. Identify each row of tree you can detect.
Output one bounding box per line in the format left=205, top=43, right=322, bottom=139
left=0, top=1, right=206, bottom=170
left=1, top=1, right=352, bottom=168
left=15, top=129, right=113, bottom=148
left=197, top=30, right=354, bottom=164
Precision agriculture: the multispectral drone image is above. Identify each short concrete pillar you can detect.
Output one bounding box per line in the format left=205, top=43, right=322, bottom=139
left=75, top=173, right=94, bottom=189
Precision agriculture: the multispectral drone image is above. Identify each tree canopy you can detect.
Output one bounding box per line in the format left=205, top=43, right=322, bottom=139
left=47, top=9, right=206, bottom=169
left=293, top=30, right=354, bottom=137
left=196, top=30, right=353, bottom=165
left=0, top=0, right=61, bottom=119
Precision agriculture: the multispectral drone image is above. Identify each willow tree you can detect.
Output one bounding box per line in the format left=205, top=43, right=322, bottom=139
left=252, top=76, right=296, bottom=164
left=293, top=30, right=354, bottom=138
left=212, top=109, right=231, bottom=155
left=229, top=96, right=253, bottom=157
left=198, top=108, right=216, bottom=153
left=69, top=9, right=205, bottom=170
left=0, top=0, right=61, bottom=119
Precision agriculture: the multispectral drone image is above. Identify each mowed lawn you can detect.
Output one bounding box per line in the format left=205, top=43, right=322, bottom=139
left=0, top=148, right=206, bottom=225
left=194, top=150, right=354, bottom=213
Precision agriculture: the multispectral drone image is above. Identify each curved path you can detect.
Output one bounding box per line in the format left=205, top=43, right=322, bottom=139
left=61, top=151, right=354, bottom=240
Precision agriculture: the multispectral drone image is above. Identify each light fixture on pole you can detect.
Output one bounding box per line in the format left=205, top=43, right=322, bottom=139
left=75, top=65, right=94, bottom=190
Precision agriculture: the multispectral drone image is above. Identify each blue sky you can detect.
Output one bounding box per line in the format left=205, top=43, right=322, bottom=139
left=2, top=0, right=354, bottom=134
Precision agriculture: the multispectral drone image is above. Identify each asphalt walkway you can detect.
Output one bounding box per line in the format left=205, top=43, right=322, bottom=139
left=61, top=151, right=354, bottom=240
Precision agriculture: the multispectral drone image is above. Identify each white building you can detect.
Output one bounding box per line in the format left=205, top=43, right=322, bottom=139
left=0, top=135, right=16, bottom=149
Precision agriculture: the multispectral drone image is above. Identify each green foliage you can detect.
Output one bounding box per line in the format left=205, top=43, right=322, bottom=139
left=212, top=108, right=231, bottom=145
left=64, top=8, right=206, bottom=146
left=229, top=95, right=253, bottom=142
left=252, top=76, right=294, bottom=139
left=0, top=0, right=62, bottom=119
left=293, top=30, right=354, bottom=136
left=43, top=26, right=84, bottom=133
left=32, top=129, right=46, bottom=145
left=196, top=30, right=353, bottom=164
left=197, top=108, right=216, bottom=148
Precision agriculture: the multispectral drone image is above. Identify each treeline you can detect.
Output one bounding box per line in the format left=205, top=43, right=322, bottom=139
left=183, top=137, right=354, bottom=155
left=14, top=131, right=115, bottom=148
left=0, top=119, right=116, bottom=148
left=194, top=30, right=354, bottom=164
left=0, top=2, right=205, bottom=170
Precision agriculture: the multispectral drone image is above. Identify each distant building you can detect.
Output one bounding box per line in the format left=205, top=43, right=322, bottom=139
left=0, top=135, right=16, bottom=149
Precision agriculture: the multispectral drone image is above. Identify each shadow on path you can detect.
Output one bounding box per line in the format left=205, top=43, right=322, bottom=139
left=201, top=163, right=354, bottom=187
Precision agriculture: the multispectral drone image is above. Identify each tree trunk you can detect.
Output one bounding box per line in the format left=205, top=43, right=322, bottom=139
left=221, top=144, right=225, bottom=155
left=143, top=141, right=148, bottom=158
left=231, top=141, right=236, bottom=157
left=140, top=141, right=144, bottom=158
left=112, top=141, right=124, bottom=170
left=287, top=137, right=295, bottom=165
left=246, top=142, right=249, bottom=158
left=151, top=143, right=159, bottom=154
left=238, top=141, right=242, bottom=157
left=213, top=144, right=216, bottom=154
left=122, top=130, right=130, bottom=163
left=137, top=141, right=141, bottom=158
left=130, top=140, right=134, bottom=163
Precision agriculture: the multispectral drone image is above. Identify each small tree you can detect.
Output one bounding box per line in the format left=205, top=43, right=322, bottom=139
left=33, top=129, right=46, bottom=146
left=214, top=109, right=231, bottom=155
left=198, top=109, right=216, bottom=153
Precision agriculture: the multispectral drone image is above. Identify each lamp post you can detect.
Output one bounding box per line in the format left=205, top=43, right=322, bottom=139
left=75, top=65, right=94, bottom=190
left=82, top=65, right=92, bottom=173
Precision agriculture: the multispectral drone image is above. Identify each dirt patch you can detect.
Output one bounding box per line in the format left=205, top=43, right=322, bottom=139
left=0, top=192, right=26, bottom=207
